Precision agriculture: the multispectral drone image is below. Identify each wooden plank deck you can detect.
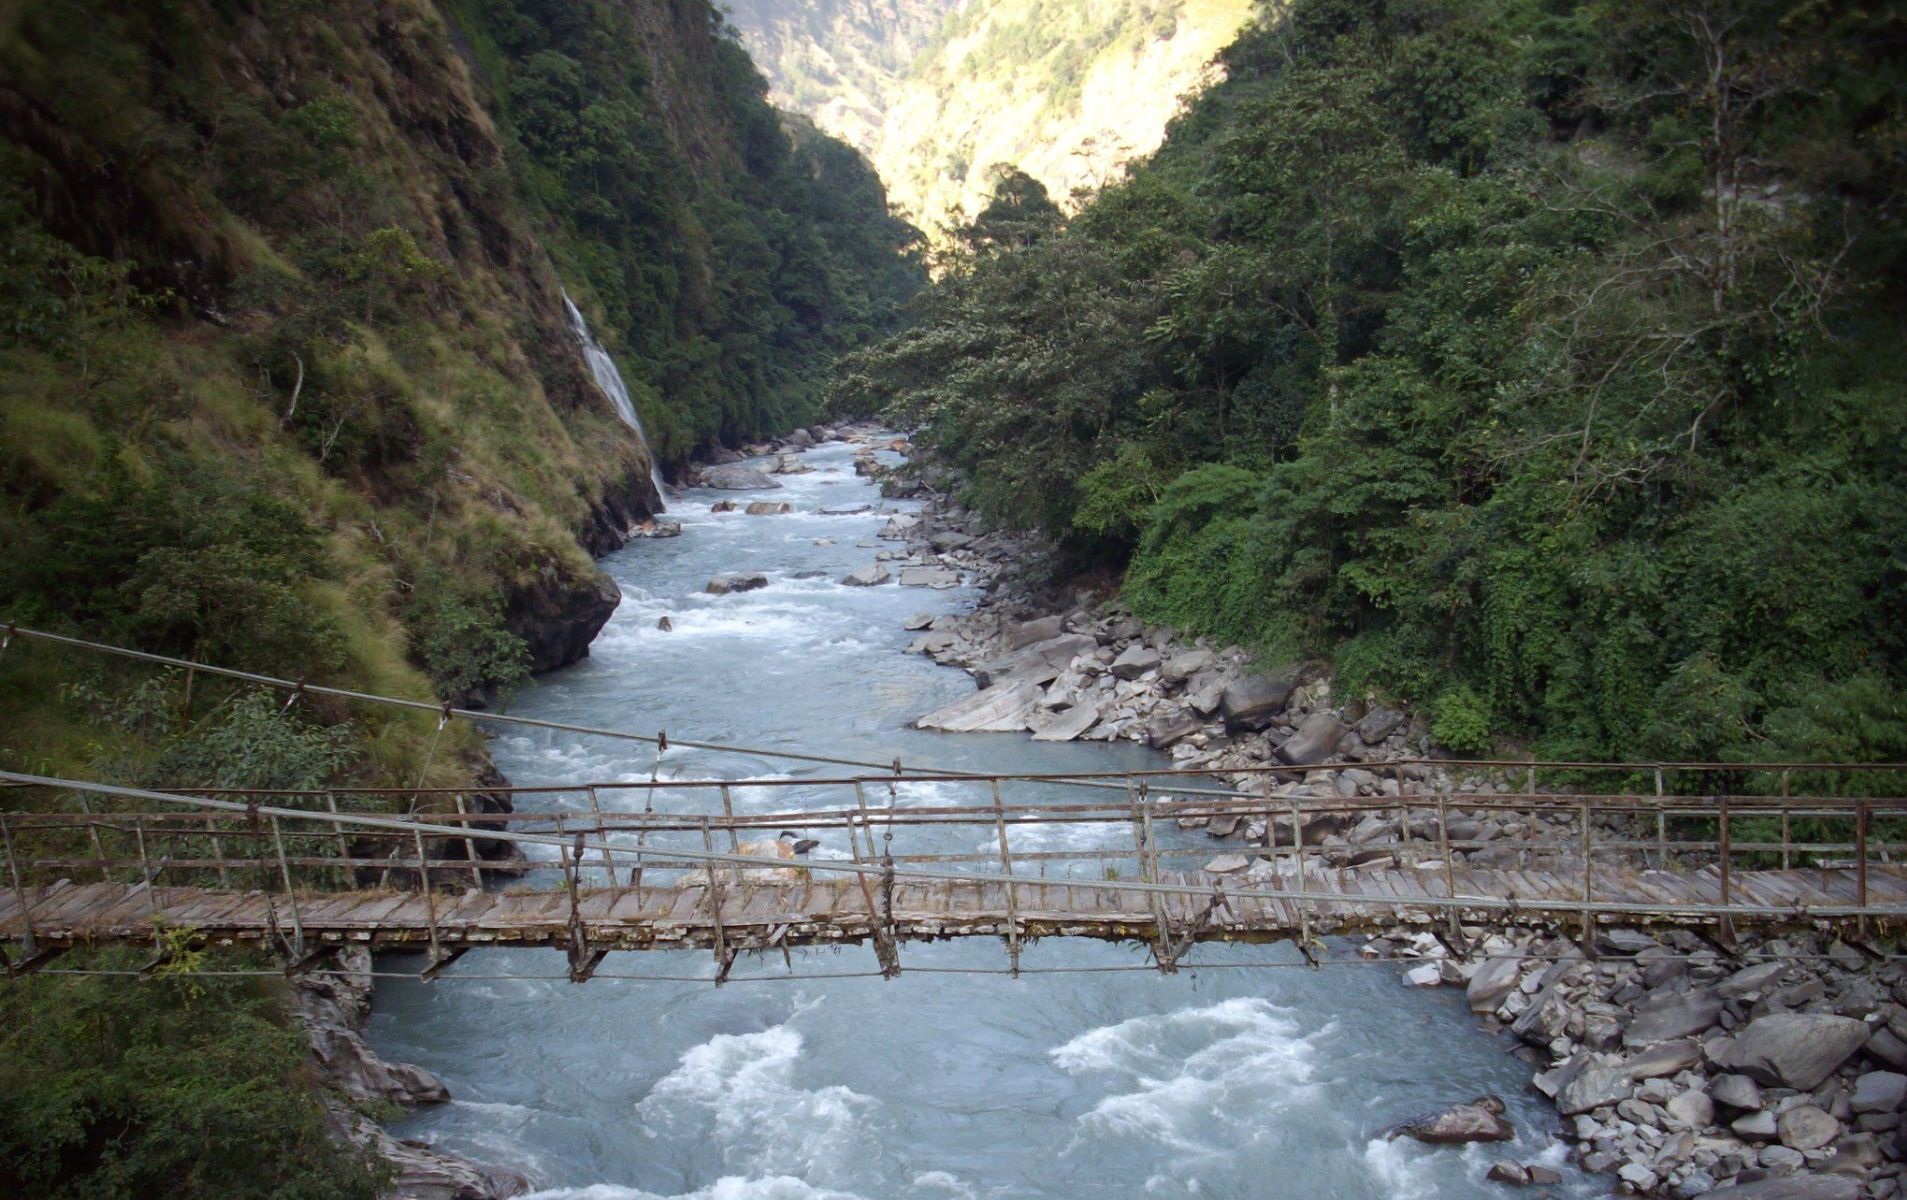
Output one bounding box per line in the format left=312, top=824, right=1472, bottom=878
left=7, top=864, right=1907, bottom=959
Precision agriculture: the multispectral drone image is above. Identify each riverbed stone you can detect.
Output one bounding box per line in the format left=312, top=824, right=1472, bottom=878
left=1277, top=711, right=1348, bottom=766
left=900, top=566, right=962, bottom=588
left=1147, top=708, right=1203, bottom=749
left=1468, top=957, right=1524, bottom=1013
left=1778, top=1105, right=1842, bottom=1151
left=976, top=634, right=1099, bottom=688
left=1558, top=1057, right=1635, bottom=1115
left=1385, top=1095, right=1515, bottom=1144
left=1668, top=1088, right=1717, bottom=1129
left=1852, top=1071, right=1907, bottom=1113
left=916, top=681, right=1042, bottom=733
left=1628, top=1040, right=1704, bottom=1079
left=1219, top=672, right=1298, bottom=731
left=1734, top=1110, right=1779, bottom=1139
left=1030, top=703, right=1101, bottom=742
left=1009, top=615, right=1064, bottom=648
left=1109, top=644, right=1162, bottom=680
left=1161, top=650, right=1216, bottom=684
left=842, top=564, right=891, bottom=586
left=744, top=500, right=792, bottom=515
left=1703, top=1177, right=1862, bottom=1200
left=706, top=572, right=769, bottom=595
left=1717, top=1013, right=1870, bottom=1090
left=904, top=612, right=935, bottom=631
left=1626, top=989, right=1724, bottom=1046
left=1713, top=1074, right=1765, bottom=1111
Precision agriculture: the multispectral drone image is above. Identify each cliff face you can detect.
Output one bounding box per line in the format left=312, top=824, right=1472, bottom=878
left=725, top=0, right=1259, bottom=235
left=0, top=0, right=917, bottom=735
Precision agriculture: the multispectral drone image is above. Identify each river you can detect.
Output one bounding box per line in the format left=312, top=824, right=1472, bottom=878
left=368, top=437, right=1604, bottom=1199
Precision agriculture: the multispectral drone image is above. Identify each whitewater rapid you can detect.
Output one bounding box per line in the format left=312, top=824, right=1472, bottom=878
left=367, top=438, right=1606, bottom=1198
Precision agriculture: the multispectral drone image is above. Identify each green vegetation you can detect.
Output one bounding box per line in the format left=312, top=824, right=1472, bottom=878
left=452, top=0, right=924, bottom=457
left=0, top=953, right=388, bottom=1200
left=0, top=0, right=919, bottom=1189
left=841, top=0, right=1907, bottom=764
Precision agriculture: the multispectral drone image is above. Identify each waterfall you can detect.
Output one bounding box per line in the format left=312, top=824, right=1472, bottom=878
left=562, top=291, right=667, bottom=511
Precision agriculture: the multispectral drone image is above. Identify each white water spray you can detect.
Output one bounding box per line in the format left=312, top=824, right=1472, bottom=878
left=563, top=291, right=667, bottom=510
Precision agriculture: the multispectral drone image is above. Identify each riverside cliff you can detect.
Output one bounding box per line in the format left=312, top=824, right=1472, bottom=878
left=0, top=1, right=919, bottom=1195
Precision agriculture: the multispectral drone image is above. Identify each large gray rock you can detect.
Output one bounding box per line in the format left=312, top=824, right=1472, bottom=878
left=1147, top=709, right=1203, bottom=749
left=1716, top=1013, right=1870, bottom=1090
left=1702, top=1178, right=1861, bottom=1200
left=916, top=682, right=1043, bottom=733
left=1384, top=1095, right=1515, bottom=1144
left=1625, top=988, right=1723, bottom=1046
left=1852, top=1070, right=1907, bottom=1113
left=1277, top=711, right=1348, bottom=766
left=1711, top=1074, right=1762, bottom=1111
left=744, top=500, right=792, bottom=515
left=1777, top=1105, right=1841, bottom=1151
left=1467, top=957, right=1523, bottom=1013
left=1030, top=704, right=1101, bottom=742
left=841, top=564, right=891, bottom=587
left=1355, top=705, right=1406, bottom=744
left=1009, top=615, right=1063, bottom=649
left=1719, top=961, right=1789, bottom=999
left=899, top=566, right=962, bottom=588
left=1219, top=672, right=1299, bottom=731
left=1626, top=1039, right=1703, bottom=1079
left=1109, top=644, right=1162, bottom=680
left=1666, top=1088, right=1716, bottom=1129
left=701, top=464, right=781, bottom=490
left=975, top=634, right=1098, bottom=689
left=1557, top=1057, right=1634, bottom=1115
left=706, top=572, right=770, bottom=595
left=1161, top=650, right=1216, bottom=684
left=1185, top=671, right=1231, bottom=717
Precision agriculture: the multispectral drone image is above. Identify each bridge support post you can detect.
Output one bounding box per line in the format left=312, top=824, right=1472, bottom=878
left=699, top=819, right=733, bottom=984
left=990, top=780, right=1021, bottom=977
left=1858, top=800, right=1870, bottom=942
left=1579, top=802, right=1597, bottom=957
left=1, top=811, right=38, bottom=962
left=1436, top=792, right=1461, bottom=950
left=413, top=827, right=442, bottom=968
left=270, top=814, right=306, bottom=959
left=1716, top=796, right=1735, bottom=948
left=584, top=787, right=618, bottom=891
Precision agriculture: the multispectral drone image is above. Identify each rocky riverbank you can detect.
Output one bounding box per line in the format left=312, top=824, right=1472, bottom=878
left=869, top=470, right=1904, bottom=1198
left=299, top=950, right=529, bottom=1199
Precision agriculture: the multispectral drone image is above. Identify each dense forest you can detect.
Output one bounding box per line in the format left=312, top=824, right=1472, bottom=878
left=0, top=0, right=917, bottom=1192
left=841, top=0, right=1907, bottom=765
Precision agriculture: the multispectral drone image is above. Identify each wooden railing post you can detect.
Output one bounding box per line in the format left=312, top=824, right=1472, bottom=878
left=1858, top=799, right=1870, bottom=940
left=1717, top=795, right=1733, bottom=945
left=1654, top=768, right=1667, bottom=869
left=1780, top=769, right=1792, bottom=871
left=583, top=787, right=617, bottom=891
left=699, top=818, right=731, bottom=982
left=270, top=814, right=305, bottom=958
left=1435, top=788, right=1460, bottom=946
left=453, top=793, right=483, bottom=889
left=1, top=811, right=37, bottom=960
left=413, top=826, right=441, bottom=966
left=1580, top=800, right=1595, bottom=952
left=324, top=791, right=352, bottom=889
left=990, top=780, right=1021, bottom=977
left=74, top=792, right=109, bottom=882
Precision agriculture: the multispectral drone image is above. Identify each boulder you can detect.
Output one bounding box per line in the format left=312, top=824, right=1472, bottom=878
left=975, top=634, right=1098, bottom=689
left=1626, top=1039, right=1704, bottom=1079
left=899, top=566, right=961, bottom=588
left=1219, top=671, right=1298, bottom=731
left=1384, top=1095, right=1515, bottom=1144
left=929, top=530, right=974, bottom=552
left=1719, top=961, right=1789, bottom=999
left=1702, top=1178, right=1862, bottom=1200
left=1557, top=1058, right=1634, bottom=1116
left=1711, top=1074, right=1763, bottom=1111
left=1109, top=644, right=1163, bottom=680
left=1277, top=712, right=1348, bottom=766
left=1624, top=988, right=1723, bottom=1046
left=841, top=565, right=891, bottom=587
left=1778, top=1105, right=1841, bottom=1151
left=701, top=465, right=780, bottom=490
left=904, top=612, right=935, bottom=631
left=1185, top=672, right=1231, bottom=717
left=1716, top=1013, right=1870, bottom=1090
left=744, top=500, right=792, bottom=515
left=915, top=682, right=1043, bottom=733
left=706, top=572, right=769, bottom=595
left=1204, top=854, right=1250, bottom=874
left=1355, top=705, right=1406, bottom=744
left=1009, top=615, right=1064, bottom=649
left=1852, top=1070, right=1907, bottom=1113
left=1160, top=650, right=1216, bottom=684
left=1467, top=957, right=1523, bottom=1013
left=710, top=499, right=737, bottom=513
left=1030, top=703, right=1101, bottom=743
left=1403, top=963, right=1442, bottom=987
left=1147, top=709, right=1203, bottom=749
left=1666, top=1088, right=1716, bottom=1129
left=1485, top=1162, right=1530, bottom=1186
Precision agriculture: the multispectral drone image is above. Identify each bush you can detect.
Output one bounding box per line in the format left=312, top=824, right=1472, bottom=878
left=1431, top=684, right=1494, bottom=755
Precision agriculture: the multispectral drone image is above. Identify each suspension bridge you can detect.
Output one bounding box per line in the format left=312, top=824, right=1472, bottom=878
left=2, top=625, right=1905, bottom=984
